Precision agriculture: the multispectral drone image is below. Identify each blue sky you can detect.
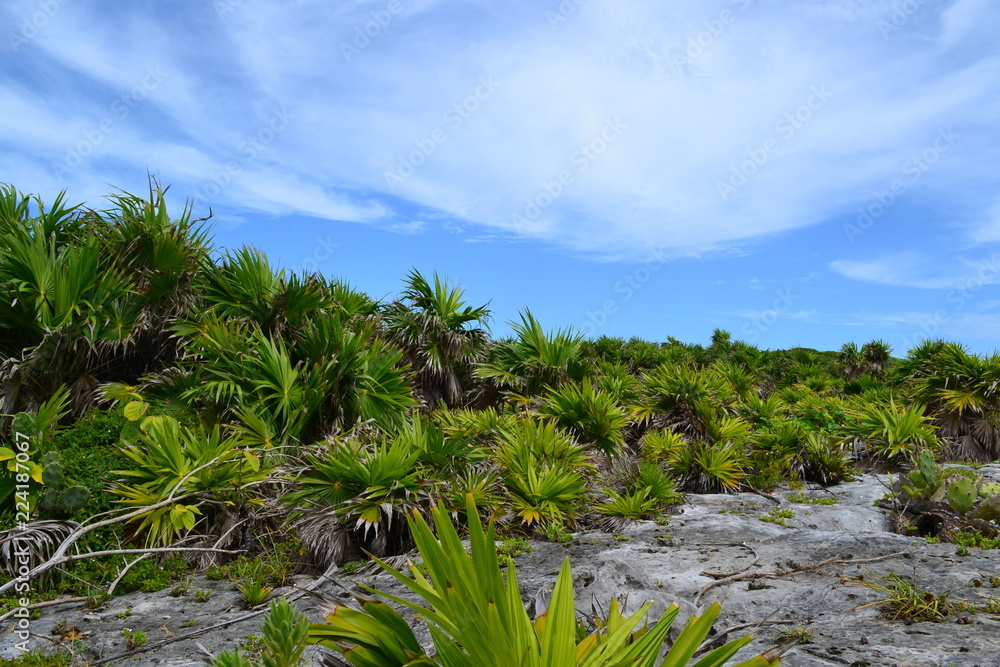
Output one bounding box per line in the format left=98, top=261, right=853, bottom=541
left=3, top=0, right=1000, bottom=355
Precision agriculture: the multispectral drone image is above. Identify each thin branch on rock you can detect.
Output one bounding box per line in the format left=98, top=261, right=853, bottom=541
left=88, top=607, right=271, bottom=666
left=107, top=552, right=154, bottom=596
left=0, top=493, right=202, bottom=597
left=0, top=596, right=89, bottom=622
left=695, top=551, right=906, bottom=605
left=696, top=616, right=796, bottom=654
left=700, top=543, right=760, bottom=579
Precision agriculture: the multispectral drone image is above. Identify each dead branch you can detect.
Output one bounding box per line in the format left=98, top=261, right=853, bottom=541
left=0, top=596, right=88, bottom=622
left=697, top=616, right=796, bottom=654
left=695, top=551, right=906, bottom=605
left=700, top=543, right=760, bottom=579
left=88, top=606, right=271, bottom=666
left=0, top=496, right=199, bottom=598
left=107, top=552, right=154, bottom=595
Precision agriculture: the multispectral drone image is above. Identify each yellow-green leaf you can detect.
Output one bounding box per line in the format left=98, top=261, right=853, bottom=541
left=243, top=451, right=260, bottom=472
left=123, top=401, right=148, bottom=421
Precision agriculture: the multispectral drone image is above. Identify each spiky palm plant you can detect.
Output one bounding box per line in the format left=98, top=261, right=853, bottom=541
left=539, top=379, right=627, bottom=457
left=493, top=419, right=593, bottom=528
left=384, top=269, right=491, bottom=409
left=846, top=399, right=938, bottom=466
left=285, top=421, right=487, bottom=567
left=477, top=310, right=585, bottom=398
left=668, top=440, right=746, bottom=493
left=0, top=182, right=210, bottom=415
left=112, top=415, right=267, bottom=548
left=901, top=342, right=1000, bottom=461
left=308, top=497, right=785, bottom=666
left=631, top=364, right=737, bottom=438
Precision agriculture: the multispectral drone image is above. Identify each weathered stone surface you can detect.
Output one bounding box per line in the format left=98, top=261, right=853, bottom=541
left=3, top=473, right=999, bottom=666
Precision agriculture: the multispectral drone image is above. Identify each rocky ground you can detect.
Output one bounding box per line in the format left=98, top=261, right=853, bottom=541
left=3, top=470, right=1000, bottom=666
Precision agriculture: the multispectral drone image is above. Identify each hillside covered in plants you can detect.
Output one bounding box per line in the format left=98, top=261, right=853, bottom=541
left=2, top=184, right=999, bottom=664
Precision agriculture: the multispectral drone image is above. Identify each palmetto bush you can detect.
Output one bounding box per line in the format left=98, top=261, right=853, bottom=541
left=846, top=399, right=938, bottom=466
left=598, top=459, right=682, bottom=529
left=739, top=394, right=787, bottom=426
left=797, top=433, right=855, bottom=486
left=112, top=415, right=267, bottom=547
left=640, top=428, right=688, bottom=463
left=284, top=421, right=492, bottom=566
left=436, top=406, right=518, bottom=444
left=493, top=419, right=593, bottom=527
left=166, top=311, right=414, bottom=443
left=0, top=183, right=210, bottom=415
left=900, top=342, right=1000, bottom=461
left=384, top=269, right=491, bottom=409
left=749, top=420, right=853, bottom=487
left=539, top=379, right=627, bottom=457
left=593, top=361, right=642, bottom=404
left=668, top=441, right=746, bottom=493
left=476, top=310, right=586, bottom=398
left=632, top=364, right=737, bottom=439
left=284, top=430, right=425, bottom=566
left=308, top=497, right=782, bottom=667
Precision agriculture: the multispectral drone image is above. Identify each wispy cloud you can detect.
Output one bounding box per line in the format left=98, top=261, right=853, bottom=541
left=830, top=252, right=1000, bottom=289
left=2, top=1, right=997, bottom=263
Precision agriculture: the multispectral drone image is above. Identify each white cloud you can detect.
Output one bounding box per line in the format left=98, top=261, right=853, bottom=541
left=388, top=220, right=426, bottom=235
left=831, top=251, right=1000, bottom=289
left=2, top=0, right=999, bottom=262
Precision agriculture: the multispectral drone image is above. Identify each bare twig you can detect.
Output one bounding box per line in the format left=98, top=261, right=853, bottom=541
left=695, top=551, right=906, bottom=605
left=87, top=564, right=342, bottom=665
left=0, top=596, right=88, bottom=622
left=107, top=553, right=153, bottom=596
left=700, top=543, right=759, bottom=579
left=0, top=499, right=203, bottom=598
left=88, top=606, right=271, bottom=666
left=696, top=612, right=796, bottom=654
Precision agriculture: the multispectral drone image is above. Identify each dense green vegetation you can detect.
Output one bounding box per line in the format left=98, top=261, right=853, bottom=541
left=1, top=183, right=999, bottom=664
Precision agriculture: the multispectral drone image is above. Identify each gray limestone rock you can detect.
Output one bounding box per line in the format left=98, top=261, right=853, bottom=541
left=3, top=473, right=999, bottom=666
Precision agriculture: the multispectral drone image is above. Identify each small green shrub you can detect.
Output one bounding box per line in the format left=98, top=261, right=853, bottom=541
left=539, top=522, right=574, bottom=543
left=212, top=598, right=308, bottom=667
left=497, top=536, right=533, bottom=558
left=236, top=578, right=273, bottom=608
left=122, top=628, right=148, bottom=650
left=776, top=626, right=814, bottom=644
left=954, top=530, right=999, bottom=550
left=759, top=508, right=795, bottom=527
left=0, top=649, right=74, bottom=666
left=853, top=570, right=963, bottom=622
left=786, top=493, right=837, bottom=505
